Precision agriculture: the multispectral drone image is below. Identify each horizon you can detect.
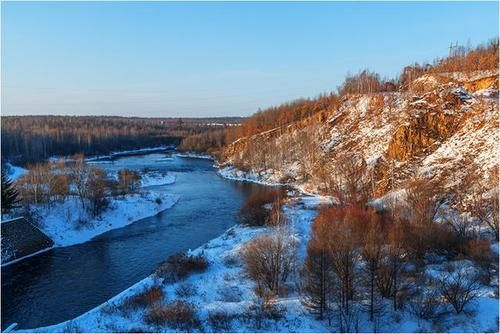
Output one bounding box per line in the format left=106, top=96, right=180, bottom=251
left=1, top=1, right=498, bottom=118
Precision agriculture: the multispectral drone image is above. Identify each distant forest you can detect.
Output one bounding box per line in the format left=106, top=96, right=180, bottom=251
left=3, top=40, right=497, bottom=165
left=1, top=116, right=242, bottom=165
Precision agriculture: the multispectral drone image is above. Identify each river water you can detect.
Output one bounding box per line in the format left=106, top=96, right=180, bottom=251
left=1, top=152, right=269, bottom=329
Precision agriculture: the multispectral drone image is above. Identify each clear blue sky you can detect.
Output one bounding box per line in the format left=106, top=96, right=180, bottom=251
left=1, top=1, right=498, bottom=117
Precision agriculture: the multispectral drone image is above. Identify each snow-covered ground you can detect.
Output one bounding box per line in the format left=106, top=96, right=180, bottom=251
left=140, top=172, right=176, bottom=187
left=12, top=162, right=498, bottom=333
left=4, top=163, right=27, bottom=181
left=217, top=165, right=285, bottom=186
left=25, top=192, right=498, bottom=332
left=85, top=146, right=175, bottom=162
left=174, top=152, right=214, bottom=160
left=30, top=190, right=178, bottom=247
left=12, top=170, right=179, bottom=248
left=24, top=195, right=327, bottom=333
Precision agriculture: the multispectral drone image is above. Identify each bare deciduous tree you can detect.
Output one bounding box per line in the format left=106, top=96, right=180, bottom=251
left=242, top=227, right=297, bottom=296
left=438, top=266, right=480, bottom=314
left=327, top=153, right=372, bottom=206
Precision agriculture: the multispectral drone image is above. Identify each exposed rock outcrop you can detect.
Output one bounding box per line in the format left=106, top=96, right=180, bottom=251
left=220, top=70, right=498, bottom=197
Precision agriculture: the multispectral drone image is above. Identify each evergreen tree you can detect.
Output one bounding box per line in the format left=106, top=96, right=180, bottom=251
left=1, top=167, right=20, bottom=214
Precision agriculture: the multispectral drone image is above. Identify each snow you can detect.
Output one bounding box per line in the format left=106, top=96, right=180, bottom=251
left=174, top=152, right=214, bottom=160
left=217, top=165, right=284, bottom=186
left=31, top=190, right=179, bottom=247
left=47, top=146, right=175, bottom=163
left=140, top=172, right=176, bottom=187
left=25, top=195, right=327, bottom=333
left=25, top=190, right=499, bottom=333
left=4, top=163, right=27, bottom=181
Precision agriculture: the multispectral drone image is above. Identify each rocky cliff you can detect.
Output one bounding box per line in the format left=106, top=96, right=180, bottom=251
left=220, top=71, right=498, bottom=198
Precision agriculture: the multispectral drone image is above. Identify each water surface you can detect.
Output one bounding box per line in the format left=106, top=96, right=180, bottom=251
left=1, top=153, right=268, bottom=329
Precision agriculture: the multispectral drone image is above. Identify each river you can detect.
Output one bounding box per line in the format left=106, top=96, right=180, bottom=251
left=1, top=152, right=269, bottom=330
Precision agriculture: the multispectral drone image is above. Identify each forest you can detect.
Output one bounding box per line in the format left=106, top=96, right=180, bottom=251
left=1, top=116, right=242, bottom=165
left=179, top=38, right=499, bottom=154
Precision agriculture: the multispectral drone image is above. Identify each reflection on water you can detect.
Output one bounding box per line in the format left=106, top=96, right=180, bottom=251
left=1, top=153, right=269, bottom=329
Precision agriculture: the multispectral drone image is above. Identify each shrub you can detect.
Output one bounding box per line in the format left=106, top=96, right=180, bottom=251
left=155, top=253, right=209, bottom=283
left=217, top=285, right=242, bottom=302
left=408, top=275, right=442, bottom=320
left=242, top=228, right=297, bottom=296
left=175, top=282, right=198, bottom=298
left=117, top=286, right=165, bottom=317
left=129, top=286, right=165, bottom=309
left=207, top=310, right=234, bottom=332
left=465, top=238, right=496, bottom=284
left=144, top=300, right=201, bottom=331
left=246, top=295, right=286, bottom=330
left=238, top=189, right=283, bottom=226
left=438, top=266, right=480, bottom=314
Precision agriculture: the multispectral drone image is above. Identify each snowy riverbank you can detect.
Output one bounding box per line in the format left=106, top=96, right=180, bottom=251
left=4, top=163, right=27, bottom=181
left=25, top=195, right=328, bottom=333
left=174, top=152, right=214, bottom=160
left=27, top=194, right=499, bottom=333
left=7, top=170, right=178, bottom=248
left=217, top=165, right=284, bottom=186
left=19, top=165, right=499, bottom=333
left=85, top=146, right=176, bottom=162
left=31, top=190, right=179, bottom=247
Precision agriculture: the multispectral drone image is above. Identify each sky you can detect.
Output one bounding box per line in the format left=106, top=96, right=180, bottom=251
left=1, top=1, right=498, bottom=118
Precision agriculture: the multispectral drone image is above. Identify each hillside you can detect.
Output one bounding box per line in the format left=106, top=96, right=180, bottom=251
left=220, top=70, right=498, bottom=204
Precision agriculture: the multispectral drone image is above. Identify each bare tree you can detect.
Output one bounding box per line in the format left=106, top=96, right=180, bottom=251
left=377, top=217, right=408, bottom=311
left=86, top=167, right=109, bottom=217
left=438, top=266, right=480, bottom=314
left=242, top=227, right=297, bottom=296
left=360, top=211, right=384, bottom=322
left=68, top=154, right=89, bottom=209
left=328, top=153, right=372, bottom=206
left=118, top=168, right=141, bottom=195
left=302, top=215, right=336, bottom=322
left=468, top=169, right=499, bottom=241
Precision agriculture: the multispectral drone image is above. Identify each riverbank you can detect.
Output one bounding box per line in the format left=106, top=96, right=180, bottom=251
left=174, top=152, right=214, bottom=160
left=30, top=190, right=179, bottom=247
left=25, top=194, right=329, bottom=333
left=19, top=165, right=500, bottom=332
left=3, top=160, right=178, bottom=250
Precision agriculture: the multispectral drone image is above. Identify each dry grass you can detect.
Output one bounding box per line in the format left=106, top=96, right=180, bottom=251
left=144, top=300, right=201, bottom=331
left=155, top=253, right=209, bottom=283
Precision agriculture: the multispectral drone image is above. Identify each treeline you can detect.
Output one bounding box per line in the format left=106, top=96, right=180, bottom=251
left=177, top=128, right=239, bottom=155
left=246, top=38, right=498, bottom=137
left=15, top=155, right=142, bottom=218
left=178, top=94, right=340, bottom=154
left=237, top=94, right=340, bottom=137
left=399, top=38, right=499, bottom=88
left=1, top=116, right=242, bottom=164
left=179, top=38, right=498, bottom=153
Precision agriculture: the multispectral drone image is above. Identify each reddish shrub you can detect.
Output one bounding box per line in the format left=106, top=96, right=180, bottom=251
left=238, top=189, right=283, bottom=226
left=144, top=300, right=201, bottom=331
left=129, top=286, right=164, bottom=308
left=155, top=253, right=208, bottom=283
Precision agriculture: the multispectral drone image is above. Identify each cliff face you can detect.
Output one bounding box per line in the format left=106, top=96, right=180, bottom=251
left=221, top=71, right=498, bottom=197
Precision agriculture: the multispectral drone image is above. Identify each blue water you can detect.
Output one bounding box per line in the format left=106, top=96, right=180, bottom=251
left=1, top=153, right=269, bottom=329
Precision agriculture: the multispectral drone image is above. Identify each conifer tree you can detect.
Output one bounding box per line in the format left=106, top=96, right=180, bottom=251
left=1, top=167, right=20, bottom=214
